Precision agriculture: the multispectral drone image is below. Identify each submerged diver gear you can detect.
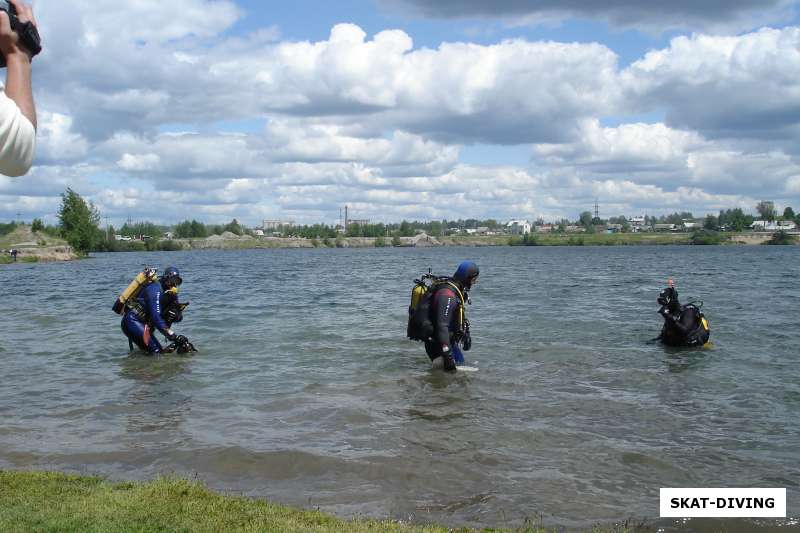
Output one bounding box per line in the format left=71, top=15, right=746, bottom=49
left=453, top=261, right=479, bottom=290
left=113, top=267, right=158, bottom=314
left=163, top=335, right=197, bottom=354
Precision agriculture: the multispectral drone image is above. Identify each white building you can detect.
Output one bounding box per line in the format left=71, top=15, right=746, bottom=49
left=263, top=220, right=294, bottom=231
left=506, top=220, right=531, bottom=235
left=751, top=220, right=797, bottom=231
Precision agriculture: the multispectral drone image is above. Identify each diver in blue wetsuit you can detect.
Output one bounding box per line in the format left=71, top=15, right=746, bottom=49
left=424, top=261, right=478, bottom=372
left=121, top=267, right=183, bottom=353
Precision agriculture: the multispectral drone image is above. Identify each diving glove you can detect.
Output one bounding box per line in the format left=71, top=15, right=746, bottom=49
left=462, top=331, right=472, bottom=351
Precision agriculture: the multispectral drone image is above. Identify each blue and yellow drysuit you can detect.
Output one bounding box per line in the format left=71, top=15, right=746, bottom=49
left=121, top=282, right=175, bottom=353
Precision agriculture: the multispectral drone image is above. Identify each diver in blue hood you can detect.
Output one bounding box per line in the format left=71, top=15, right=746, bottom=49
left=423, top=261, right=479, bottom=372
left=121, top=267, right=184, bottom=354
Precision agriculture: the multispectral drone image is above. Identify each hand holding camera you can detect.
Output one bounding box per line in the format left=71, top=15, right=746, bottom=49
left=0, top=0, right=41, bottom=68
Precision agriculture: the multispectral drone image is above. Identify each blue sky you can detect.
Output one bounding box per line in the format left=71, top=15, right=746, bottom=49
left=2, top=0, right=800, bottom=226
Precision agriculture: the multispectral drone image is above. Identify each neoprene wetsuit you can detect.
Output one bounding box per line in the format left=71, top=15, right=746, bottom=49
left=424, top=282, right=465, bottom=371
left=121, top=283, right=172, bottom=353
left=659, top=304, right=709, bottom=347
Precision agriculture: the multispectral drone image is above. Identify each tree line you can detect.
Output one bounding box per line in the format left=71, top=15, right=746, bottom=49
left=8, top=189, right=798, bottom=256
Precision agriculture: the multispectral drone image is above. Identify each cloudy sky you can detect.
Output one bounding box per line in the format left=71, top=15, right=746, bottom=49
left=2, top=0, right=800, bottom=226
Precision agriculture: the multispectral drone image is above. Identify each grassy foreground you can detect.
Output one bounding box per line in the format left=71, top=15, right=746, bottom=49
left=0, top=471, right=638, bottom=533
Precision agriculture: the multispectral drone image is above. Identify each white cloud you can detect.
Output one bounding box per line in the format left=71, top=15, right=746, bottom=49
left=4, top=2, right=800, bottom=225
left=623, top=27, right=800, bottom=145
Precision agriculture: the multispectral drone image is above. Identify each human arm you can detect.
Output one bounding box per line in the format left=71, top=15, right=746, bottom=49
left=143, top=284, right=175, bottom=339
left=0, top=0, right=37, bottom=176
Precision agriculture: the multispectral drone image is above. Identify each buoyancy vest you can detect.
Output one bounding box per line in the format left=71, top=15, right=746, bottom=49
left=407, top=277, right=466, bottom=341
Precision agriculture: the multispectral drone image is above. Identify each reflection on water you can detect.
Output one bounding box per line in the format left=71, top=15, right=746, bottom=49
left=118, top=355, right=193, bottom=439
left=0, top=246, right=798, bottom=530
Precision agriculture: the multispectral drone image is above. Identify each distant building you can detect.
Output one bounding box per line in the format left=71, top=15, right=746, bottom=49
left=535, top=224, right=554, bottom=233
left=253, top=229, right=265, bottom=237
left=348, top=219, right=370, bottom=226
left=751, top=220, right=797, bottom=231
left=683, top=222, right=699, bottom=230
left=506, top=220, right=531, bottom=235
left=606, top=224, right=624, bottom=233
left=654, top=223, right=677, bottom=232
left=163, top=232, right=174, bottom=239
left=263, top=220, right=294, bottom=231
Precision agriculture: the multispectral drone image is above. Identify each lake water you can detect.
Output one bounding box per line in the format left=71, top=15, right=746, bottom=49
left=1, top=246, right=798, bottom=531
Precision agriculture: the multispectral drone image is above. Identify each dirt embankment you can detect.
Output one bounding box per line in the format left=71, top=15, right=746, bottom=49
left=178, top=232, right=445, bottom=249
left=1, top=225, right=79, bottom=263
left=729, top=233, right=779, bottom=245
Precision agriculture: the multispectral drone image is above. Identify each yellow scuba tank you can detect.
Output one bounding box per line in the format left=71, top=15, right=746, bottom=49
left=112, top=268, right=158, bottom=314
left=407, top=282, right=428, bottom=338
left=410, top=283, right=426, bottom=310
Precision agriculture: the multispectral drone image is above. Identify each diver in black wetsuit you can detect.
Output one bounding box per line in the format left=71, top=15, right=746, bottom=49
left=657, top=282, right=710, bottom=347
left=424, top=261, right=479, bottom=372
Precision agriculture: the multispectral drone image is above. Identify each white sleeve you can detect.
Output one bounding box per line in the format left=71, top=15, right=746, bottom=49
left=0, top=87, right=36, bottom=177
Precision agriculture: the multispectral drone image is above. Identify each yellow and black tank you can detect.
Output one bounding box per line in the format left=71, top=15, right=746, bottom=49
left=112, top=268, right=158, bottom=314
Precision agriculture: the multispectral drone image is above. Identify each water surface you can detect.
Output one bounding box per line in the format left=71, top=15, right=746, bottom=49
left=1, top=246, right=798, bottom=530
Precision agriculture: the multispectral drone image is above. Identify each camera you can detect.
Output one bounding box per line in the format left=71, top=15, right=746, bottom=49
left=0, top=0, right=42, bottom=68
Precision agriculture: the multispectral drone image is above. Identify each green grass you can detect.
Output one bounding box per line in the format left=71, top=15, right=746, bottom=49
left=0, top=471, right=638, bottom=533
left=20, top=255, right=39, bottom=263
left=0, top=254, right=11, bottom=265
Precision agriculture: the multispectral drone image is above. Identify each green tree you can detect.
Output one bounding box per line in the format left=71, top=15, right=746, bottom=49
left=756, top=201, right=776, bottom=221
left=223, top=219, right=243, bottom=236
left=31, top=218, right=44, bottom=233
left=579, top=211, right=593, bottom=228
left=391, top=234, right=402, bottom=246
left=783, top=206, right=795, bottom=220
left=58, top=188, right=101, bottom=255
left=703, top=214, right=719, bottom=231
left=175, top=219, right=208, bottom=239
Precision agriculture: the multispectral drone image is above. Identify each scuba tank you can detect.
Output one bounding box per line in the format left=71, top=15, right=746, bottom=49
left=407, top=280, right=429, bottom=339
left=407, top=270, right=467, bottom=342
left=112, top=267, right=158, bottom=314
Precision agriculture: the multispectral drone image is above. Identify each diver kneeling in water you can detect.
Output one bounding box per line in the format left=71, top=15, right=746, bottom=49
left=121, top=267, right=189, bottom=354
left=656, top=280, right=710, bottom=347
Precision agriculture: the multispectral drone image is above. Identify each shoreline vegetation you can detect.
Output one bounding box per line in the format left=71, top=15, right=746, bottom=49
left=3, top=187, right=797, bottom=265
left=0, top=470, right=639, bottom=532
left=1, top=223, right=796, bottom=265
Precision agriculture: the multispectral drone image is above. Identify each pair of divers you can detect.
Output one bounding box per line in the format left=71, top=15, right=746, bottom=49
left=655, top=279, right=711, bottom=347
left=113, top=266, right=196, bottom=355
left=407, top=265, right=710, bottom=371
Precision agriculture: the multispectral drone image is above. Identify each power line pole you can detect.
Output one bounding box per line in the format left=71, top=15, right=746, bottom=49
left=594, top=198, right=600, bottom=220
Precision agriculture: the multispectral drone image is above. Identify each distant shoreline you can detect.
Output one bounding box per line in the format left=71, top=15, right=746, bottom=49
left=2, top=231, right=793, bottom=265
left=118, top=231, right=783, bottom=251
